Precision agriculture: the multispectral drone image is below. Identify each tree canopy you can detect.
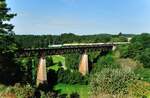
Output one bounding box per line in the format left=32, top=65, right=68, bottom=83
left=119, top=33, right=150, bottom=68
left=0, top=0, right=17, bottom=54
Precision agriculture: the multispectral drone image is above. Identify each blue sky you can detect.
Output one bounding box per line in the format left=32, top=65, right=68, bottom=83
left=7, top=0, right=150, bottom=35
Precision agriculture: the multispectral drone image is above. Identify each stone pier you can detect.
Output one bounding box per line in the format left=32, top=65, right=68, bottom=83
left=79, top=52, right=88, bottom=75
left=112, top=45, right=117, bottom=51
left=36, top=56, right=47, bottom=86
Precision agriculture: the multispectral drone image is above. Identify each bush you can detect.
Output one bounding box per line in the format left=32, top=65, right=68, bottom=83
left=0, top=84, right=34, bottom=98
left=0, top=84, right=61, bottom=98
left=128, top=80, right=150, bottom=97
left=118, top=33, right=150, bottom=68
left=70, top=92, right=80, bottom=98
left=118, top=45, right=130, bottom=58
left=111, top=36, right=128, bottom=42
left=57, top=69, right=88, bottom=85
left=134, top=68, right=150, bottom=83
left=90, top=68, right=137, bottom=96
left=117, top=58, right=143, bottom=71
left=136, top=48, right=150, bottom=68
left=91, top=54, right=119, bottom=73
left=63, top=53, right=81, bottom=70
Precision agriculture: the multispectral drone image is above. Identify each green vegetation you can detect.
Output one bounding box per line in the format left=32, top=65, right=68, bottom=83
left=63, top=53, right=81, bottom=70
left=14, top=33, right=129, bottom=48
left=0, top=0, right=17, bottom=53
left=135, top=68, right=150, bottom=83
left=119, top=33, right=150, bottom=68
left=57, top=69, right=88, bottom=85
left=54, top=83, right=89, bottom=98
left=0, top=0, right=21, bottom=85
left=90, top=68, right=137, bottom=96
left=47, top=55, right=65, bottom=71
left=0, top=84, right=33, bottom=98
left=91, top=54, right=120, bottom=73
left=1, top=1, right=150, bottom=97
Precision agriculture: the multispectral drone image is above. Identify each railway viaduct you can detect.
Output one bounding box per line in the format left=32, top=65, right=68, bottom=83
left=16, top=42, right=129, bottom=86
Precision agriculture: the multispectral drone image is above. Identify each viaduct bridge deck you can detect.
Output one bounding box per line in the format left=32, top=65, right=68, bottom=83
left=17, top=42, right=129, bottom=57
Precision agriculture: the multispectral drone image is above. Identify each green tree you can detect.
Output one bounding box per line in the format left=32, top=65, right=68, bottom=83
left=0, top=0, right=17, bottom=53
left=63, top=53, right=81, bottom=70
left=91, top=54, right=119, bottom=73
left=111, top=36, right=128, bottom=42
left=118, top=33, right=150, bottom=68
left=0, top=0, right=19, bottom=85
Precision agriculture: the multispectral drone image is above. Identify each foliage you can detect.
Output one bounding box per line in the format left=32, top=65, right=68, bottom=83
left=0, top=0, right=21, bottom=85
left=70, top=92, right=80, bottom=98
left=46, top=56, right=54, bottom=67
left=54, top=83, right=89, bottom=98
left=63, top=53, right=81, bottom=70
left=111, top=36, right=128, bottom=42
left=135, top=68, right=150, bottom=83
left=14, top=33, right=130, bottom=48
left=118, top=44, right=130, bottom=58
left=0, top=55, right=21, bottom=84
left=90, top=68, right=137, bottom=96
left=119, top=33, right=150, bottom=68
left=91, top=54, right=120, bottom=73
left=128, top=80, right=150, bottom=97
left=0, top=0, right=17, bottom=53
left=57, top=68, right=88, bottom=85
left=117, top=58, right=143, bottom=71
left=47, top=55, right=65, bottom=71
left=88, top=51, right=100, bottom=63
left=0, top=84, right=63, bottom=98
left=0, top=84, right=33, bottom=98
left=16, top=57, right=38, bottom=84
left=136, top=48, right=150, bottom=68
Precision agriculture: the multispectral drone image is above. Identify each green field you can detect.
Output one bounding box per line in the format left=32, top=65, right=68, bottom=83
left=54, top=83, right=89, bottom=98
left=52, top=55, right=65, bottom=63
left=48, top=55, right=65, bottom=71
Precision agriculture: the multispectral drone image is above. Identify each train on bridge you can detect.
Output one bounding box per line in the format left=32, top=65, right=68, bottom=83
left=48, top=42, right=129, bottom=48
left=48, top=43, right=107, bottom=48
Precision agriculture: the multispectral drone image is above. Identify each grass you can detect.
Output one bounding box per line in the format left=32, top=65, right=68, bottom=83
left=48, top=55, right=65, bottom=71
left=52, top=55, right=65, bottom=64
left=48, top=64, right=61, bottom=71
left=54, top=83, right=89, bottom=98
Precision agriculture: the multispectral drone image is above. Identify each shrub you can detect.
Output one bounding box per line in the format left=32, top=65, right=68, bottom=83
left=0, top=84, right=34, bottom=98
left=14, top=84, right=33, bottom=98
left=0, top=84, right=61, bottom=98
left=111, top=36, right=128, bottom=42
left=118, top=45, right=130, bottom=58
left=70, top=92, right=80, bottom=98
left=136, top=48, right=150, bottom=68
left=128, top=80, right=150, bottom=97
left=118, top=33, right=150, bottom=68
left=117, top=58, right=143, bottom=71
left=63, top=53, right=81, bottom=70
left=90, top=68, right=137, bottom=96
left=91, top=54, right=119, bottom=73
left=134, top=68, right=150, bottom=83
left=57, top=68, right=88, bottom=85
